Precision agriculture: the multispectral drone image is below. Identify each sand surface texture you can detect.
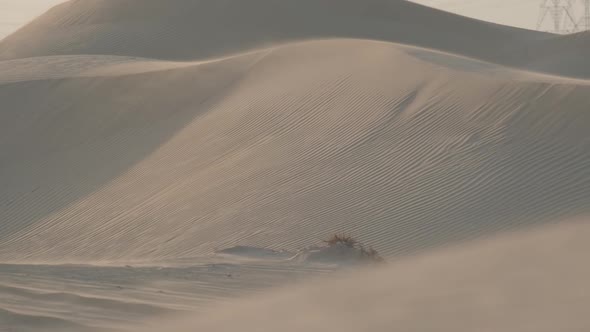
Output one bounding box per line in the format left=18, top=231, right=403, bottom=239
left=0, top=0, right=589, bottom=331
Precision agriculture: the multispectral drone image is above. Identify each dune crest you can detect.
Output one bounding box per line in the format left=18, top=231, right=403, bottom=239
left=2, top=0, right=589, bottom=78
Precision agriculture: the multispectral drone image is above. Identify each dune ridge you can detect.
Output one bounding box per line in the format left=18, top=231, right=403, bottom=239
left=4, top=0, right=589, bottom=78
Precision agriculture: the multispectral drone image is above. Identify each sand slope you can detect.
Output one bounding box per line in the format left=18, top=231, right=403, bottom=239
left=523, top=31, right=590, bottom=78
left=1, top=0, right=590, bottom=330
left=1, top=37, right=589, bottom=263
left=0, top=257, right=331, bottom=331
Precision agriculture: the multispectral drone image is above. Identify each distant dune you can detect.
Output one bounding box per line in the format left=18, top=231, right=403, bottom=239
left=3, top=0, right=589, bottom=77
left=0, top=0, right=589, bottom=330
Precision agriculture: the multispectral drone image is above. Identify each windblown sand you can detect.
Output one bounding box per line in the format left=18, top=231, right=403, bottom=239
left=0, top=0, right=588, bottom=331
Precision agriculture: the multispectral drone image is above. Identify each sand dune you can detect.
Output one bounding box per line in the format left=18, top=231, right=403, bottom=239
left=0, top=0, right=589, bottom=330
left=3, top=0, right=588, bottom=78
left=1, top=38, right=589, bottom=263
left=4, top=0, right=585, bottom=77
left=523, top=31, right=590, bottom=78
left=0, top=0, right=535, bottom=60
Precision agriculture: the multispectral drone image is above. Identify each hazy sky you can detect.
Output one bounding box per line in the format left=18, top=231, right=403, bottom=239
left=0, top=0, right=64, bottom=38
left=415, top=0, right=540, bottom=29
left=0, top=0, right=545, bottom=40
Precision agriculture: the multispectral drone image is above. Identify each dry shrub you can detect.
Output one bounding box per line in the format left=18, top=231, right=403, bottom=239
left=323, top=234, right=385, bottom=263
left=323, top=234, right=358, bottom=248
left=360, top=246, right=385, bottom=263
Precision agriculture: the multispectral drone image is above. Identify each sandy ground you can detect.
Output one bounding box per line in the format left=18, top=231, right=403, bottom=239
left=1, top=0, right=589, bottom=331
left=142, top=218, right=590, bottom=332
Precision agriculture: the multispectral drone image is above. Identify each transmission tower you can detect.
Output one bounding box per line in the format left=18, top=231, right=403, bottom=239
left=582, top=0, right=590, bottom=30
left=537, top=0, right=590, bottom=33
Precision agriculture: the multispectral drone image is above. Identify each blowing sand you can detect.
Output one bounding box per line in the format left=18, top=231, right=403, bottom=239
left=140, top=218, right=590, bottom=332
left=0, top=0, right=589, bottom=331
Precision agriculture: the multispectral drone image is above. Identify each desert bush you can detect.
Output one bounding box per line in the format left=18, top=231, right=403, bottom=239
left=359, top=245, right=385, bottom=263
left=323, top=234, right=384, bottom=263
left=323, top=234, right=358, bottom=248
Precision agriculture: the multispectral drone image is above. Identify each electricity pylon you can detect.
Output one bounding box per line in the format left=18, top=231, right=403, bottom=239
left=537, top=0, right=590, bottom=33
